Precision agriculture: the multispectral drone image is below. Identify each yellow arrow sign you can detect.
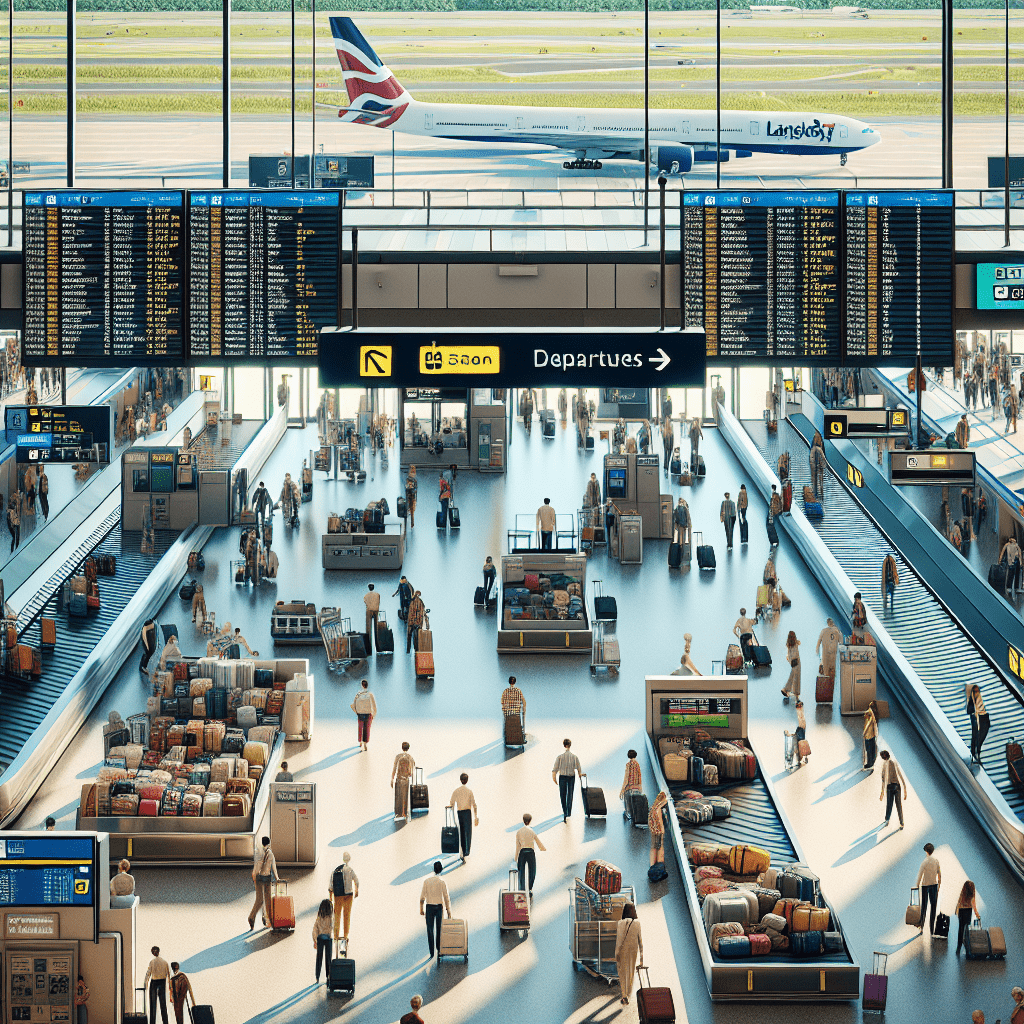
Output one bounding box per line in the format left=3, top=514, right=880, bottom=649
left=420, top=344, right=501, bottom=375
left=360, top=346, right=392, bottom=377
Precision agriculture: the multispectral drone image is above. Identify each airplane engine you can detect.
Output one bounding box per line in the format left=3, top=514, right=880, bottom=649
left=651, top=145, right=694, bottom=174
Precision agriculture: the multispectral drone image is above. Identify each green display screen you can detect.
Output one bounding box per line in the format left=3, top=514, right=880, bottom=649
left=662, top=714, right=729, bottom=729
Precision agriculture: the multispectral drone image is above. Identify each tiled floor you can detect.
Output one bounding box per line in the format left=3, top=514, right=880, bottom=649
left=15, top=411, right=1024, bottom=1024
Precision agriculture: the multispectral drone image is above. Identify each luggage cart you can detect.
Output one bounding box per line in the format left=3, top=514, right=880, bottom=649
left=577, top=506, right=606, bottom=557
left=590, top=621, right=620, bottom=676
left=318, top=608, right=362, bottom=672
left=569, top=877, right=636, bottom=984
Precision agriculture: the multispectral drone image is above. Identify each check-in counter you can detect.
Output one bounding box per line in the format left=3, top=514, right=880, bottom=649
left=322, top=520, right=405, bottom=570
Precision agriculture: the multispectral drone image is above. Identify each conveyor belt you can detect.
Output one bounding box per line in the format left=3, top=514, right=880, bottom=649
left=0, top=521, right=180, bottom=772
left=744, top=416, right=1024, bottom=820
left=669, top=776, right=798, bottom=865
left=188, top=421, right=263, bottom=471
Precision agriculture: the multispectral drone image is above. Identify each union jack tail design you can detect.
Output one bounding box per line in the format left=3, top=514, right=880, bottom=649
left=330, top=17, right=411, bottom=128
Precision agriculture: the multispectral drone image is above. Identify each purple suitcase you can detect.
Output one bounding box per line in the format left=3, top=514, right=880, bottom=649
left=863, top=952, right=888, bottom=1010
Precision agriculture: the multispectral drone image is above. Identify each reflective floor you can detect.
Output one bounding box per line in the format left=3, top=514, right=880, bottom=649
left=16, top=413, right=1024, bottom=1024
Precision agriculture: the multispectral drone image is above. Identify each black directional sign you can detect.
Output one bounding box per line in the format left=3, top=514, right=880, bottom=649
left=824, top=407, right=909, bottom=439
left=889, top=449, right=976, bottom=488
left=318, top=327, right=707, bottom=389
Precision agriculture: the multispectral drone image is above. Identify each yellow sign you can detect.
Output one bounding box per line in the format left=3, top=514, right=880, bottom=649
left=1010, top=645, right=1024, bottom=682
left=420, top=345, right=500, bottom=376
left=846, top=463, right=863, bottom=488
left=891, top=410, right=906, bottom=427
left=828, top=419, right=844, bottom=436
left=359, top=345, right=392, bottom=378
left=931, top=454, right=948, bottom=469
left=199, top=375, right=214, bottom=391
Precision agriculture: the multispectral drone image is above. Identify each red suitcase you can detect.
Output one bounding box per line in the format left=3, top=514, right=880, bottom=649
left=637, top=966, right=675, bottom=1023
left=499, top=868, right=530, bottom=930
left=270, top=880, right=295, bottom=931
left=584, top=859, right=622, bottom=896
left=415, top=651, right=434, bottom=678
left=816, top=673, right=835, bottom=703
left=782, top=479, right=793, bottom=513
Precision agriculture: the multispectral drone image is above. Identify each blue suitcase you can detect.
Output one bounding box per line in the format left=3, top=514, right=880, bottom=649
left=327, top=946, right=355, bottom=993
left=790, top=930, right=824, bottom=957
left=804, top=500, right=824, bottom=519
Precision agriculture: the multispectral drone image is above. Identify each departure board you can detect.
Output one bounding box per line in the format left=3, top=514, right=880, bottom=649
left=22, top=190, right=184, bottom=366
left=844, top=191, right=954, bottom=366
left=0, top=837, right=95, bottom=908
left=188, top=190, right=339, bottom=363
left=682, top=191, right=840, bottom=363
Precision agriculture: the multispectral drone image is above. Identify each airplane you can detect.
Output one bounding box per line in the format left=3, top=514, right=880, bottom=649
left=329, top=16, right=880, bottom=171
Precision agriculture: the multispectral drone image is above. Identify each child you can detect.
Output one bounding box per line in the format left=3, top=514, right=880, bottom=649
left=785, top=702, right=809, bottom=767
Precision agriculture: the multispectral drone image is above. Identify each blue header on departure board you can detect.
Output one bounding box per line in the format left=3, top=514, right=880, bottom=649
left=846, top=191, right=954, bottom=207
left=0, top=838, right=94, bottom=861
left=24, top=190, right=183, bottom=208
left=189, top=190, right=340, bottom=208
left=683, top=191, right=839, bottom=208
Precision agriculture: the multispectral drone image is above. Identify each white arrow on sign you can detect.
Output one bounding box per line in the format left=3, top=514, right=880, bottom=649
left=648, top=348, right=671, bottom=372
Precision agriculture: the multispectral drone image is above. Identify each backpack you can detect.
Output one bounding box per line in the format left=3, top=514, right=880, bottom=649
left=333, top=864, right=348, bottom=897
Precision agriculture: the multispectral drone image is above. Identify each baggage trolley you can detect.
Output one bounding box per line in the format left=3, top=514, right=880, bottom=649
left=318, top=609, right=361, bottom=672
left=201, top=611, right=217, bottom=636
left=569, top=877, right=636, bottom=984
left=590, top=621, right=620, bottom=676
left=577, top=506, right=605, bottom=556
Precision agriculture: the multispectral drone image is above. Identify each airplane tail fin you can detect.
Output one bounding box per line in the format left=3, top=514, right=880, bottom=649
left=329, top=17, right=411, bottom=128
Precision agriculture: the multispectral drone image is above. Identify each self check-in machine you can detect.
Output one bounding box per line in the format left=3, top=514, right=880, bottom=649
left=0, top=832, right=137, bottom=1024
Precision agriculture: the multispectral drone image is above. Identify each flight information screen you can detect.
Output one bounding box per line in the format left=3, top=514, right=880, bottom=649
left=659, top=695, right=741, bottom=729
left=22, top=190, right=185, bottom=366
left=682, top=191, right=840, bottom=364
left=0, top=837, right=95, bottom=907
left=844, top=191, right=954, bottom=366
left=188, top=190, right=339, bottom=363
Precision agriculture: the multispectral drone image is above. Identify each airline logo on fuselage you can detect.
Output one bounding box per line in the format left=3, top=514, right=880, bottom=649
left=766, top=120, right=836, bottom=144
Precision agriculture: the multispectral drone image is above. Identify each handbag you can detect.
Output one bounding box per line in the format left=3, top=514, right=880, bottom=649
left=797, top=739, right=811, bottom=757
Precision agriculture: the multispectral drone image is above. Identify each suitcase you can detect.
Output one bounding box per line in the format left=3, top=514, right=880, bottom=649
left=436, top=509, right=446, bottom=529
left=668, top=542, right=682, bottom=569
left=585, top=859, right=622, bottom=895
left=695, top=532, right=715, bottom=571
left=593, top=581, right=617, bottom=620
left=816, top=674, right=835, bottom=703
left=474, top=586, right=487, bottom=605
left=933, top=910, right=950, bottom=939
left=1007, top=738, right=1024, bottom=793
left=783, top=479, right=793, bottom=512
left=636, top=966, right=675, bottom=1022
left=41, top=618, right=56, bottom=646
left=739, top=517, right=748, bottom=544
left=696, top=455, right=706, bottom=478
left=500, top=867, right=531, bottom=930
left=580, top=774, right=606, bottom=818
left=756, top=583, right=771, bottom=610
left=376, top=618, right=394, bottom=654
left=717, top=935, right=752, bottom=958
left=417, top=628, right=433, bottom=652
left=751, top=646, right=772, bottom=667
left=191, top=1007, right=215, bottom=1024
left=990, top=561, right=1009, bottom=590
left=863, top=951, right=888, bottom=1009
left=439, top=917, right=469, bottom=962
left=327, top=939, right=356, bottom=993
left=415, top=651, right=434, bottom=678
left=804, top=500, right=824, bottom=518
left=988, top=925, right=1006, bottom=958
left=125, top=988, right=148, bottom=1024
left=270, top=880, right=295, bottom=931
left=449, top=505, right=461, bottom=529
left=410, top=767, right=429, bottom=813
left=441, top=806, right=460, bottom=854
left=543, top=416, right=556, bottom=438
left=965, top=920, right=994, bottom=959
left=504, top=712, right=525, bottom=747
left=767, top=517, right=779, bottom=546
left=790, top=930, right=825, bottom=957
left=670, top=450, right=681, bottom=476
left=586, top=434, right=595, bottom=450
left=905, top=887, right=922, bottom=926
left=630, top=791, right=649, bottom=828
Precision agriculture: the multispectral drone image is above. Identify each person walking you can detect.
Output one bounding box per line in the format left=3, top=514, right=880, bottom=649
left=400, top=995, right=426, bottom=1024
left=110, top=859, right=135, bottom=897
left=689, top=416, right=703, bottom=471
left=138, top=619, right=157, bottom=674
left=438, top=474, right=452, bottom=528
left=863, top=701, right=879, bottom=770
left=536, top=497, right=556, bottom=551
left=737, top=484, right=748, bottom=538
left=419, top=861, right=452, bottom=959
left=522, top=388, right=534, bottom=434
left=882, top=553, right=899, bottom=612
left=37, top=467, right=48, bottom=521
left=661, top=416, right=674, bottom=473
left=406, top=591, right=425, bottom=653
left=393, top=575, right=414, bottom=622
left=999, top=534, right=1021, bottom=597
left=405, top=466, right=418, bottom=528
left=851, top=592, right=868, bottom=633
left=955, top=413, right=971, bottom=449
left=967, top=683, right=990, bottom=765
left=190, top=583, right=206, bottom=626
left=976, top=490, right=988, bottom=536
left=672, top=497, right=691, bottom=549
left=274, top=762, right=293, bottom=782
left=781, top=630, right=801, bottom=702
left=363, top=584, right=380, bottom=655
left=448, top=773, right=479, bottom=862
left=329, top=852, right=359, bottom=943
left=816, top=618, right=842, bottom=681
left=482, top=556, right=497, bottom=601
left=648, top=791, right=669, bottom=869
left=767, top=485, right=782, bottom=544
left=879, top=749, right=908, bottom=829
left=954, top=880, right=981, bottom=956
left=350, top=679, right=377, bottom=752
left=7, top=497, right=20, bottom=552
left=553, top=738, right=583, bottom=822
left=251, top=480, right=272, bottom=533
left=784, top=701, right=809, bottom=766
left=143, top=947, right=171, bottom=1024
left=915, top=843, right=942, bottom=936
left=392, top=741, right=416, bottom=820
left=248, top=836, right=279, bottom=930
left=614, top=904, right=644, bottom=1006
left=168, top=964, right=194, bottom=1024
left=734, top=608, right=757, bottom=663
left=312, top=898, right=334, bottom=984
left=618, top=750, right=642, bottom=816
left=514, top=812, right=546, bottom=896
left=584, top=472, right=602, bottom=510
left=720, top=492, right=737, bottom=549
left=558, top=387, right=568, bottom=424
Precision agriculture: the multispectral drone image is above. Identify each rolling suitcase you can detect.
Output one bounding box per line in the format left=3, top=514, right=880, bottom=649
left=449, top=505, right=461, bottom=529
left=191, top=1006, right=215, bottom=1024
left=415, top=651, right=435, bottom=678
left=965, top=919, right=994, bottom=959
left=436, top=509, right=446, bottom=529
left=1008, top=738, right=1024, bottom=793
left=636, top=966, right=675, bottom=1023
left=327, top=938, right=356, bottom=993
left=270, top=880, right=295, bottom=931
left=863, top=951, right=888, bottom=1011
left=438, top=918, right=469, bottom=962
left=499, top=866, right=530, bottom=931
left=670, top=449, right=681, bottom=475
left=739, top=517, right=748, bottom=544
left=376, top=615, right=394, bottom=654
left=441, top=806, right=460, bottom=854
left=989, top=560, right=1009, bottom=591
left=668, top=542, right=682, bottom=569
left=933, top=910, right=950, bottom=939
left=904, top=887, right=922, bottom=927
left=681, top=541, right=691, bottom=563
left=410, top=767, right=430, bottom=813
left=695, top=532, right=716, bottom=571
left=504, top=712, right=525, bottom=747
left=629, top=791, right=650, bottom=828
left=782, top=478, right=793, bottom=512
left=696, top=455, right=706, bottom=479
left=474, top=586, right=487, bottom=606
left=593, top=580, right=617, bottom=620
left=816, top=672, right=835, bottom=703
left=767, top=516, right=779, bottom=546
left=580, top=774, right=606, bottom=818
left=988, top=925, right=1007, bottom=958
left=125, top=988, right=148, bottom=1024
left=751, top=646, right=772, bottom=667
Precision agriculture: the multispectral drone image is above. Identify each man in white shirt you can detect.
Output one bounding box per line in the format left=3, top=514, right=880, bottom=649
left=143, top=946, right=171, bottom=1024
left=448, top=773, right=479, bottom=862
left=915, top=842, right=942, bottom=935
left=364, top=584, right=381, bottom=655
left=552, top=738, right=583, bottom=822
left=248, top=836, right=279, bottom=930
left=419, top=861, right=452, bottom=958
left=351, top=679, right=378, bottom=752
left=536, top=498, right=556, bottom=551
left=392, top=742, right=416, bottom=819
left=879, top=750, right=908, bottom=829
left=515, top=812, right=547, bottom=896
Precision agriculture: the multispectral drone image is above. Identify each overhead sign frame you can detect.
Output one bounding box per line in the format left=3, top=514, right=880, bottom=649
left=824, top=407, right=909, bottom=439
left=889, top=449, right=976, bottom=488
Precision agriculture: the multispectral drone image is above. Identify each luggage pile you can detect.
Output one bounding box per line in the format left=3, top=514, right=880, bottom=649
left=79, top=658, right=289, bottom=821
left=502, top=569, right=586, bottom=623
left=685, top=846, right=840, bottom=960
left=658, top=735, right=758, bottom=785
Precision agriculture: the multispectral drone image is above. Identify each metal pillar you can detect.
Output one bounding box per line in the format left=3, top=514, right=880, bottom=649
left=7, top=0, right=12, bottom=247
left=941, top=0, right=953, bottom=188
left=643, top=0, right=650, bottom=234
left=659, top=175, right=667, bottom=331
left=223, top=0, right=230, bottom=187
left=68, top=0, right=76, bottom=186
left=290, top=0, right=296, bottom=189
left=351, top=228, right=359, bottom=329
left=1005, top=0, right=1011, bottom=247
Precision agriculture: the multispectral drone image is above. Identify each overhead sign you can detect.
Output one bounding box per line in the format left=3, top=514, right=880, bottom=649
left=846, top=463, right=864, bottom=488
left=890, top=449, right=976, bottom=488
left=319, top=328, right=706, bottom=388
left=5, top=405, right=112, bottom=464
left=977, top=263, right=1024, bottom=311
left=825, top=407, right=909, bottom=439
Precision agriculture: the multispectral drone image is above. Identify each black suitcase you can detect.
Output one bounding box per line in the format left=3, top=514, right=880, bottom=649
left=543, top=417, right=556, bottom=438
left=441, top=806, right=460, bottom=854
left=410, top=767, right=429, bottom=813
left=327, top=942, right=356, bottom=993
left=630, top=791, right=650, bottom=827
left=397, top=496, right=407, bottom=518
left=449, top=505, right=461, bottom=529
left=668, top=542, right=682, bottom=569
left=989, top=561, right=1008, bottom=590
left=474, top=586, right=487, bottom=606
left=161, top=623, right=181, bottom=643
left=436, top=509, right=446, bottom=529
left=740, top=518, right=749, bottom=544
left=767, top=517, right=779, bottom=546
left=593, top=580, right=617, bottom=620
left=586, top=435, right=595, bottom=450
left=376, top=619, right=394, bottom=654
left=670, top=449, right=681, bottom=476
left=504, top=712, right=525, bottom=747
left=934, top=911, right=950, bottom=939
left=191, top=1007, right=215, bottom=1024
left=580, top=774, right=607, bottom=818
left=751, top=645, right=772, bottom=667
left=125, top=988, right=147, bottom=1024
left=695, top=531, right=716, bottom=571
left=696, top=455, right=706, bottom=478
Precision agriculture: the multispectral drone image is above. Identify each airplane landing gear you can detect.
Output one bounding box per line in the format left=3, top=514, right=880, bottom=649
left=563, top=159, right=603, bottom=170
left=840, top=153, right=848, bottom=166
